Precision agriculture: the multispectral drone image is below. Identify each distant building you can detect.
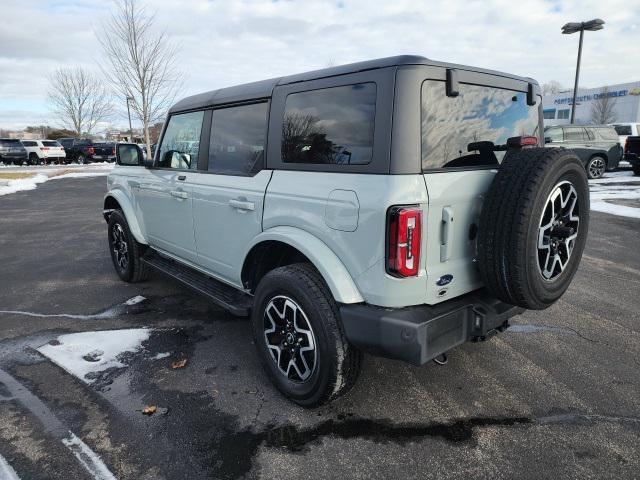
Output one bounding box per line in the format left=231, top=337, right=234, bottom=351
left=543, top=81, right=640, bottom=125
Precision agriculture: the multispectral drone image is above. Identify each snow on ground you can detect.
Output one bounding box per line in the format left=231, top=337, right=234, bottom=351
left=37, top=329, right=151, bottom=384
left=0, top=454, right=21, bottom=480
left=0, top=163, right=114, bottom=196
left=589, top=170, right=640, bottom=219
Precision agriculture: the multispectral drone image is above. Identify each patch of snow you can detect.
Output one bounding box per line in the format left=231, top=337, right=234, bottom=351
left=0, top=454, right=21, bottom=480
left=589, top=172, right=640, bottom=219
left=125, top=295, right=146, bottom=306
left=0, top=173, right=48, bottom=196
left=152, top=352, right=171, bottom=360
left=37, top=329, right=151, bottom=384
left=50, top=171, right=111, bottom=180
left=62, top=432, right=117, bottom=480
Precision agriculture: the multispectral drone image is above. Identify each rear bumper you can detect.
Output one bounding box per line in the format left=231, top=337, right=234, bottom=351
left=623, top=152, right=639, bottom=166
left=340, top=289, right=524, bottom=366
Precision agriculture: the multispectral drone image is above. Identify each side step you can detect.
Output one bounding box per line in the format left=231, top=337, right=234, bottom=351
left=142, top=252, right=253, bottom=316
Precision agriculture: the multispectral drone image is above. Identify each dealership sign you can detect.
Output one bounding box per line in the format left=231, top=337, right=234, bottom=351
left=554, top=87, right=640, bottom=105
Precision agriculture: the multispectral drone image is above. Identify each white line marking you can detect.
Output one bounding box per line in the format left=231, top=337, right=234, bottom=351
left=0, top=454, right=21, bottom=480
left=0, top=369, right=118, bottom=480
left=0, top=295, right=146, bottom=320
left=62, top=433, right=117, bottom=480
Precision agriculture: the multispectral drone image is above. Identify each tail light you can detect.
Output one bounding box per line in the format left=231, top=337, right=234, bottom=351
left=386, top=206, right=422, bottom=277
left=88, top=147, right=95, bottom=155
left=112, top=148, right=116, bottom=155
left=507, top=135, right=538, bottom=148
left=41, top=147, right=50, bottom=151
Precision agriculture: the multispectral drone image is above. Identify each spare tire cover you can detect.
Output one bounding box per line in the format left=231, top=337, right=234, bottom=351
left=477, top=147, right=589, bottom=310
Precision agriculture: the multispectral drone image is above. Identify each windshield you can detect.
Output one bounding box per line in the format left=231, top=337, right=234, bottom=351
left=421, top=80, right=540, bottom=170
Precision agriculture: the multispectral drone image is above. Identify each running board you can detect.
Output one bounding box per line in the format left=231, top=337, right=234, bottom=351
left=142, top=252, right=252, bottom=316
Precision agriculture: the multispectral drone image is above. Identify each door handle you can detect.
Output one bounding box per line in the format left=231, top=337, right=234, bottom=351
left=440, top=206, right=454, bottom=262
left=228, top=199, right=255, bottom=211
left=170, top=190, right=188, bottom=200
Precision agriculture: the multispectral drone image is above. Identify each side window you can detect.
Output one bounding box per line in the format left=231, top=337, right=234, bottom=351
left=22, top=141, right=36, bottom=147
left=281, top=83, right=376, bottom=165
left=157, top=111, right=204, bottom=170
left=557, top=109, right=570, bottom=120
left=563, top=128, right=585, bottom=142
left=208, top=103, right=268, bottom=175
left=545, top=128, right=563, bottom=143
left=596, top=128, right=618, bottom=141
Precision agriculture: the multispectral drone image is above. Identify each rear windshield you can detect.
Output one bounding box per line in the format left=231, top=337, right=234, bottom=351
left=0, top=139, right=23, bottom=146
left=421, top=80, right=540, bottom=170
left=42, top=141, right=60, bottom=147
left=613, top=125, right=631, bottom=136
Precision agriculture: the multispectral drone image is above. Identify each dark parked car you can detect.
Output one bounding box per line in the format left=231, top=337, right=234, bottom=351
left=58, top=138, right=96, bottom=164
left=0, top=139, right=28, bottom=165
left=93, top=142, right=117, bottom=162
left=624, top=136, right=640, bottom=176
left=544, top=125, right=623, bottom=179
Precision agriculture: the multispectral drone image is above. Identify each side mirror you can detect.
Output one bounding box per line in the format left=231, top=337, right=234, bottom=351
left=544, top=137, right=552, bottom=144
left=116, top=143, right=144, bottom=166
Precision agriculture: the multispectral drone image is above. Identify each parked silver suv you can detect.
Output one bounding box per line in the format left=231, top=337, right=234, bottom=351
left=104, top=56, right=590, bottom=406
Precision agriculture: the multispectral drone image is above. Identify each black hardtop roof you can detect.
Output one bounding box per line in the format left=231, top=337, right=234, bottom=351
left=170, top=55, right=538, bottom=113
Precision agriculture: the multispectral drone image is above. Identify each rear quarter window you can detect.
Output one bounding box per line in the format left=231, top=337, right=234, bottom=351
left=281, top=83, right=376, bottom=165
left=421, top=80, right=539, bottom=170
left=596, top=128, right=619, bottom=141
left=613, top=125, right=632, bottom=136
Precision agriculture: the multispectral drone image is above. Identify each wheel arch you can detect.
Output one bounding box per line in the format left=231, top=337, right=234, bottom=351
left=103, top=190, right=147, bottom=245
left=241, top=227, right=364, bottom=304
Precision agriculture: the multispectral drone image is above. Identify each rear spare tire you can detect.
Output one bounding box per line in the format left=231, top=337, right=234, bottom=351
left=477, top=147, right=589, bottom=310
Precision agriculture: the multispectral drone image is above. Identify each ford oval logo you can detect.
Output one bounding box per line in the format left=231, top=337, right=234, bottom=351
left=437, top=274, right=453, bottom=286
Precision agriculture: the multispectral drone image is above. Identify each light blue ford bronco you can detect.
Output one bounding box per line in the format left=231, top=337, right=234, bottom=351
left=105, top=56, right=589, bottom=406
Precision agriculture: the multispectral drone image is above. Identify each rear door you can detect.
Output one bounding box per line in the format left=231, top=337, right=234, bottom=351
left=419, top=76, right=541, bottom=303
left=191, top=102, right=271, bottom=285
left=134, top=110, right=204, bottom=263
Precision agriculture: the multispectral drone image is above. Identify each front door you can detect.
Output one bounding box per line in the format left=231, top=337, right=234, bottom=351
left=135, top=110, right=205, bottom=263
left=191, top=102, right=271, bottom=285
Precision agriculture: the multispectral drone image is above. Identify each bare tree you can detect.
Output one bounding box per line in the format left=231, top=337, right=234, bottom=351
left=590, top=87, right=617, bottom=124
left=542, top=80, right=564, bottom=96
left=47, top=68, right=114, bottom=136
left=99, top=0, right=182, bottom=157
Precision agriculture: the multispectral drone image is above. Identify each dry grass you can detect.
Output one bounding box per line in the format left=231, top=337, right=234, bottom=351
left=0, top=172, right=36, bottom=180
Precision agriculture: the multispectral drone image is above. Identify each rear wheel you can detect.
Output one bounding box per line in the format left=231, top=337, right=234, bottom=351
left=28, top=153, right=40, bottom=166
left=252, top=263, right=362, bottom=407
left=107, top=210, right=150, bottom=283
left=77, top=155, right=86, bottom=165
left=633, top=165, right=640, bottom=176
left=586, top=155, right=606, bottom=179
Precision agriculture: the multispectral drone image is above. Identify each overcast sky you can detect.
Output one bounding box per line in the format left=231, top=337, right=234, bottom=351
left=0, top=0, right=638, bottom=130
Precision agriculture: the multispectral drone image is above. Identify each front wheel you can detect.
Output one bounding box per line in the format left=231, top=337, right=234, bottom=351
left=28, top=153, right=40, bottom=166
left=586, top=155, right=606, bottom=179
left=252, top=263, right=362, bottom=407
left=107, top=210, right=150, bottom=283
left=77, top=155, right=86, bottom=165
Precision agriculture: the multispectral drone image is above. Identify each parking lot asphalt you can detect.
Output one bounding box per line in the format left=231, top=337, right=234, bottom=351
left=0, top=175, right=639, bottom=479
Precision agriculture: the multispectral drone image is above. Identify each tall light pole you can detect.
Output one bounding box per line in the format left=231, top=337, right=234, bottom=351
left=126, top=96, right=134, bottom=142
left=562, top=19, right=604, bottom=124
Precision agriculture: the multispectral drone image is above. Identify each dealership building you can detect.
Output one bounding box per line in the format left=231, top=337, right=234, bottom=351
left=542, top=81, right=640, bottom=126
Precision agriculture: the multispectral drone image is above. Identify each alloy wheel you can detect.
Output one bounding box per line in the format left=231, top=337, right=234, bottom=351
left=537, top=180, right=580, bottom=281
left=111, top=223, right=129, bottom=271
left=263, top=295, right=317, bottom=382
left=588, top=157, right=605, bottom=178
